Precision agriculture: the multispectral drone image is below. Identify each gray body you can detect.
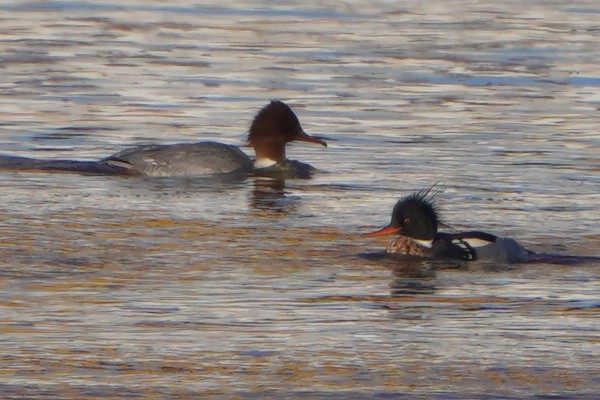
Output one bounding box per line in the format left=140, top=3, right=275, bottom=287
left=471, top=237, right=531, bottom=263
left=102, top=141, right=253, bottom=177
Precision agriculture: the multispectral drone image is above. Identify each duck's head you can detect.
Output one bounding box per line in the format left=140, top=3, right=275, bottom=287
left=248, top=100, right=326, bottom=167
left=365, top=189, right=441, bottom=241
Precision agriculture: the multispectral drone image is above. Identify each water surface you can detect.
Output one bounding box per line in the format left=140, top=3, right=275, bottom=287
left=0, top=0, right=599, bottom=398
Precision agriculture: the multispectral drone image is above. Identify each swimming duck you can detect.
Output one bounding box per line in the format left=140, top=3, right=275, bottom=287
left=0, top=100, right=327, bottom=178
left=364, top=189, right=532, bottom=263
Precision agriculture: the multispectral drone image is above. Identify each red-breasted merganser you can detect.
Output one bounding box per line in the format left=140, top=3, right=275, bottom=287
left=364, top=188, right=532, bottom=263
left=0, top=100, right=327, bottom=178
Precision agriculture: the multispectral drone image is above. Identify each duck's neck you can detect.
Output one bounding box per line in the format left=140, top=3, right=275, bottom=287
left=253, top=140, right=286, bottom=168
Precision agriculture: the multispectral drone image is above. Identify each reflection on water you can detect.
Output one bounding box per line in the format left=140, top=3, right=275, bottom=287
left=250, top=177, right=292, bottom=213
left=1, top=0, right=599, bottom=398
left=389, top=262, right=438, bottom=296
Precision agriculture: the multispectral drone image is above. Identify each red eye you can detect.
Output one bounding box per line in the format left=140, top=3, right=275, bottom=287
left=403, top=217, right=411, bottom=225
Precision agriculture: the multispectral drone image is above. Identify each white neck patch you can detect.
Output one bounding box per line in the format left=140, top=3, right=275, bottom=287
left=415, top=239, right=434, bottom=248
left=254, top=157, right=278, bottom=168
left=461, top=237, right=494, bottom=248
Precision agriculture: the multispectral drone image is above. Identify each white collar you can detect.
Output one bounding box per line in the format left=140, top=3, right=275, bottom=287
left=414, top=239, right=433, bottom=248
left=254, top=157, right=277, bottom=168
left=254, top=157, right=278, bottom=169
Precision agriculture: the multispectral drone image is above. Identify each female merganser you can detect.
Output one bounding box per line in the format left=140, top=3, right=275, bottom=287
left=0, top=100, right=327, bottom=178
left=364, top=189, right=532, bottom=263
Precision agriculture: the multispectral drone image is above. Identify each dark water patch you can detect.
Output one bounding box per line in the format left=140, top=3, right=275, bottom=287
left=525, top=253, right=600, bottom=266
left=567, top=7, right=600, bottom=14
left=403, top=73, right=571, bottom=87
left=1, top=54, right=66, bottom=65
left=2, top=1, right=358, bottom=20
left=1, top=38, right=91, bottom=48
left=565, top=76, right=600, bottom=86
left=151, top=59, right=210, bottom=68
left=29, top=129, right=113, bottom=142
left=40, top=94, right=123, bottom=104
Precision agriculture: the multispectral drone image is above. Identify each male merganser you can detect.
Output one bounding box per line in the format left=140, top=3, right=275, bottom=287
left=364, top=189, right=532, bottom=263
left=0, top=100, right=327, bottom=178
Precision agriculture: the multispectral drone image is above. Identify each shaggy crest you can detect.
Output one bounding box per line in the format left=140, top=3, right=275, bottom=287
left=247, top=100, right=301, bottom=146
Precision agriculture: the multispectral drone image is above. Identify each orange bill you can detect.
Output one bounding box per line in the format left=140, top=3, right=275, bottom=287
left=296, top=130, right=327, bottom=147
left=363, top=225, right=401, bottom=237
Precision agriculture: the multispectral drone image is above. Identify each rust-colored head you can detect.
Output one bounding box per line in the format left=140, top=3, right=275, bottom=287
left=248, top=100, right=326, bottom=164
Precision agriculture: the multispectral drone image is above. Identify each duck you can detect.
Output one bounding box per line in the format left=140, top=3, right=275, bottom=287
left=0, top=100, right=327, bottom=178
left=364, top=188, right=532, bottom=263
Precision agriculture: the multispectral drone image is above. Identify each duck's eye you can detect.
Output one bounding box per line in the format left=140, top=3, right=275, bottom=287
left=403, top=217, right=411, bottom=225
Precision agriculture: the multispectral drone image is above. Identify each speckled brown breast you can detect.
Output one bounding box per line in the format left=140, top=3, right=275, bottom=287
left=386, top=236, right=430, bottom=257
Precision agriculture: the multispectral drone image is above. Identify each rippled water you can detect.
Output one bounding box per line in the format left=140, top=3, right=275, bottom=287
left=1, top=1, right=599, bottom=398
